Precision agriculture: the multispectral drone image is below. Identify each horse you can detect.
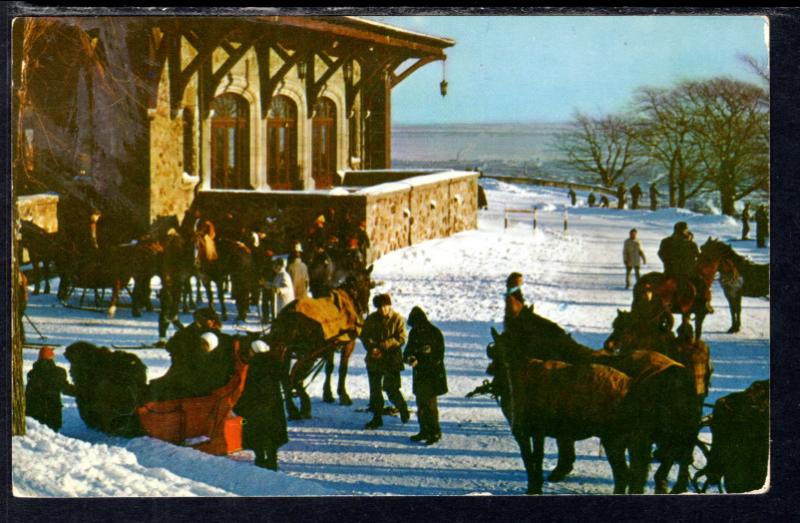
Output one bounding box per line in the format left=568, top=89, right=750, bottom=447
left=631, top=243, right=721, bottom=339
left=482, top=309, right=700, bottom=493
left=604, top=309, right=712, bottom=493
left=486, top=327, right=647, bottom=494
left=700, top=238, right=769, bottom=333
left=20, top=220, right=59, bottom=295
left=265, top=265, right=374, bottom=420
left=64, top=341, right=148, bottom=437
left=693, top=379, right=769, bottom=493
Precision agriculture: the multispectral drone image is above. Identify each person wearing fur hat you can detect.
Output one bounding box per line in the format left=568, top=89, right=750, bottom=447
left=234, top=340, right=288, bottom=470
left=265, top=257, right=295, bottom=316
left=403, top=306, right=448, bottom=445
left=25, top=346, right=75, bottom=431
left=360, top=293, right=409, bottom=429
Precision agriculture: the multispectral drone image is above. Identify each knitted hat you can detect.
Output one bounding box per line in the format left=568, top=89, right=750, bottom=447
left=38, top=346, right=55, bottom=360
left=200, top=332, right=219, bottom=352
left=251, top=340, right=269, bottom=354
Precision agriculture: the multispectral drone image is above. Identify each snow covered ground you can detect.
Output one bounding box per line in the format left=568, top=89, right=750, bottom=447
left=13, top=179, right=770, bottom=497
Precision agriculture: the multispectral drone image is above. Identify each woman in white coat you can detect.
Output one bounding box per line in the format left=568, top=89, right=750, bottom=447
left=269, top=257, right=295, bottom=315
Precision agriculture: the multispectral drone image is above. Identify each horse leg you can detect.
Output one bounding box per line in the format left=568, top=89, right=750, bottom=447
left=31, top=258, right=41, bottom=295
left=337, top=341, right=355, bottom=406
left=653, top=454, right=673, bottom=494
left=671, top=461, right=691, bottom=494
left=603, top=437, right=632, bottom=494
left=548, top=437, right=575, bottom=482
left=512, top=428, right=541, bottom=494
left=322, top=351, right=335, bottom=403
left=694, top=310, right=706, bottom=340
left=733, top=294, right=742, bottom=333
left=726, top=291, right=737, bottom=333
left=280, top=357, right=302, bottom=421
left=43, top=259, right=51, bottom=294
left=216, top=278, right=228, bottom=321
left=626, top=435, right=652, bottom=494
left=108, top=281, right=120, bottom=318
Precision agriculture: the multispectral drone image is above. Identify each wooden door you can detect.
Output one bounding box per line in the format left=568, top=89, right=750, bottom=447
left=312, top=97, right=337, bottom=189
left=210, top=94, right=249, bottom=189
left=267, top=96, right=298, bottom=190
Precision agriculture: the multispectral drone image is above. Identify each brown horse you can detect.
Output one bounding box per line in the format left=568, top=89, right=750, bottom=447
left=604, top=309, right=712, bottom=493
left=700, top=238, right=769, bottom=333
left=265, top=265, right=373, bottom=420
left=632, top=242, right=721, bottom=339
left=20, top=220, right=59, bottom=295
left=487, top=327, right=647, bottom=494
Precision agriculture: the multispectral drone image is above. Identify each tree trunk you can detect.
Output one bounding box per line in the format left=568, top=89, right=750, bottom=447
left=668, top=156, right=677, bottom=207
left=720, top=186, right=736, bottom=216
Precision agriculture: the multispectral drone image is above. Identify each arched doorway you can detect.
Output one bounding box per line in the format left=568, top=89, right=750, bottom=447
left=267, top=96, right=298, bottom=190
left=210, top=93, right=250, bottom=189
left=312, top=97, right=337, bottom=189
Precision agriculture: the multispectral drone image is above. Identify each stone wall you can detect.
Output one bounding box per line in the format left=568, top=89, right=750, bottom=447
left=17, top=193, right=59, bottom=232
left=194, top=170, right=478, bottom=263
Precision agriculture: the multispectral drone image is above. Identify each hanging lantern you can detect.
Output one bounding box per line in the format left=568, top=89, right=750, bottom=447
left=439, top=59, right=448, bottom=97
left=343, top=60, right=353, bottom=82
left=297, top=59, right=307, bottom=80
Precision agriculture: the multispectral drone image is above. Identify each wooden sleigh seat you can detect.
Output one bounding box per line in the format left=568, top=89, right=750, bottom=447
left=136, top=340, right=249, bottom=456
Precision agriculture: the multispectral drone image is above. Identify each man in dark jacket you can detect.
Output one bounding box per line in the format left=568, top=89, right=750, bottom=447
left=149, top=307, right=220, bottom=400
left=360, top=293, right=409, bottom=429
left=616, top=184, right=626, bottom=210
left=25, top=346, right=75, bottom=431
left=567, top=186, right=577, bottom=206
left=741, top=202, right=751, bottom=241
left=587, top=191, right=597, bottom=208
left=649, top=183, right=660, bottom=211
left=755, top=205, right=768, bottom=248
left=658, top=222, right=712, bottom=313
left=234, top=340, right=288, bottom=470
left=404, top=306, right=448, bottom=445
left=630, top=183, right=643, bottom=210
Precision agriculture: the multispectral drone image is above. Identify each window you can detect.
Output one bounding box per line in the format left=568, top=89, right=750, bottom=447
left=312, top=97, right=337, bottom=189
left=267, top=96, right=298, bottom=190
left=210, top=94, right=250, bottom=189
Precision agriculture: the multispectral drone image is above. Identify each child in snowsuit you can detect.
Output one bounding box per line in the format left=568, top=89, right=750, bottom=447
left=25, top=346, right=75, bottom=431
left=234, top=340, right=288, bottom=470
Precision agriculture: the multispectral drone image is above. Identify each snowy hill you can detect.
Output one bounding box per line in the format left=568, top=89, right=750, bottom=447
left=13, top=179, right=770, bottom=496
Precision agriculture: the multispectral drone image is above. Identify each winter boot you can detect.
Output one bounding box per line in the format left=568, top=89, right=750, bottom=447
left=410, top=432, right=428, bottom=442
left=424, top=432, right=441, bottom=445
left=364, top=415, right=383, bottom=430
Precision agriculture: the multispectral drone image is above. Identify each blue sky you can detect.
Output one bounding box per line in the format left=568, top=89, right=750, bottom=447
left=368, top=16, right=769, bottom=125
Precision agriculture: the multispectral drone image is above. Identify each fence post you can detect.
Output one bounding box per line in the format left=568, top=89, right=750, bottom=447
left=504, top=209, right=508, bottom=229
left=563, top=209, right=568, bottom=232
left=533, top=207, right=537, bottom=231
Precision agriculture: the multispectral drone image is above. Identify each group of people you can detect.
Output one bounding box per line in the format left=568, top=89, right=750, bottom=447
left=574, top=182, right=660, bottom=211
left=740, top=202, right=769, bottom=248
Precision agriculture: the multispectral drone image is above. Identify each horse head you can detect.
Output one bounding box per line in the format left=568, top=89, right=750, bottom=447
left=605, top=308, right=675, bottom=355
left=342, top=264, right=374, bottom=318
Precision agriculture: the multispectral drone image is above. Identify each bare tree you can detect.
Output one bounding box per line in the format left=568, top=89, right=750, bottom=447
left=681, top=78, right=769, bottom=216
left=633, top=86, right=709, bottom=208
left=555, top=111, right=642, bottom=188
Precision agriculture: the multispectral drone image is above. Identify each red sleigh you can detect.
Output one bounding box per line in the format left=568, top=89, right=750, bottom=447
left=136, top=339, right=249, bottom=456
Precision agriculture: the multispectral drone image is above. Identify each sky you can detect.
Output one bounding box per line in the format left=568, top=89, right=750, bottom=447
left=368, top=15, right=769, bottom=125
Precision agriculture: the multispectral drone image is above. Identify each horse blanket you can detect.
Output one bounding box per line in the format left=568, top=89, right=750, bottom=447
left=292, top=288, right=360, bottom=342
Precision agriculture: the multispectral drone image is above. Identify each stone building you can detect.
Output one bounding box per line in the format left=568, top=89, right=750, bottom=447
left=13, top=16, right=476, bottom=260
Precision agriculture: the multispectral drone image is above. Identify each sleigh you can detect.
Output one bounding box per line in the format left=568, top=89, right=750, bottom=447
left=136, top=340, right=249, bottom=456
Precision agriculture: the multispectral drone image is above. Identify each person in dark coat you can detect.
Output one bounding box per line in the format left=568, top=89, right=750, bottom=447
left=649, top=183, right=660, bottom=211
left=308, top=246, right=335, bottom=298
left=360, top=293, right=409, bottom=429
left=587, top=191, right=597, bottom=208
left=755, top=205, right=768, bottom=248
left=234, top=340, right=288, bottom=470
left=741, top=202, right=751, bottom=241
left=567, top=186, right=577, bottom=207
left=403, top=306, right=448, bottom=445
left=504, top=272, right=526, bottom=330
left=630, top=183, right=643, bottom=210
left=600, top=195, right=610, bottom=208
left=616, top=184, right=626, bottom=210
left=658, top=222, right=712, bottom=313
left=477, top=184, right=489, bottom=210
left=149, top=307, right=221, bottom=400
left=25, top=346, right=75, bottom=431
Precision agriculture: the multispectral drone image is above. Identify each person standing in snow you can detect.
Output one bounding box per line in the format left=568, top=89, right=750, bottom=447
left=360, top=293, right=409, bottom=430
left=741, top=202, right=751, bottom=241
left=567, top=186, right=577, bottom=206
left=630, top=183, right=643, bottom=210
left=403, top=306, right=448, bottom=445
left=623, top=228, right=647, bottom=289
left=504, top=272, right=526, bottom=330
left=234, top=339, right=288, bottom=470
left=286, top=242, right=310, bottom=300
left=25, top=346, right=75, bottom=431
left=600, top=195, right=610, bottom=208
left=265, top=257, right=295, bottom=316
left=649, top=183, right=660, bottom=211
left=755, top=205, right=769, bottom=248
left=587, top=190, right=597, bottom=208
left=616, top=184, right=626, bottom=210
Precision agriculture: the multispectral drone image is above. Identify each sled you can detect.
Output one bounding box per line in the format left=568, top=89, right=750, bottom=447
left=136, top=339, right=249, bottom=456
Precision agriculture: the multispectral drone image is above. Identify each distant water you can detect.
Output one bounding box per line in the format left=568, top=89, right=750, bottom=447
left=392, top=122, right=570, bottom=163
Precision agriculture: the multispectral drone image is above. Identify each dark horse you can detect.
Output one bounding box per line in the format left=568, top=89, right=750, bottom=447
left=20, top=220, right=60, bottom=295
left=632, top=242, right=722, bottom=339
left=604, top=309, right=712, bottom=493
left=486, top=327, right=647, bottom=494
left=194, top=219, right=256, bottom=322
left=266, top=265, right=374, bottom=420
left=474, top=310, right=699, bottom=493
left=700, top=238, right=769, bottom=333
